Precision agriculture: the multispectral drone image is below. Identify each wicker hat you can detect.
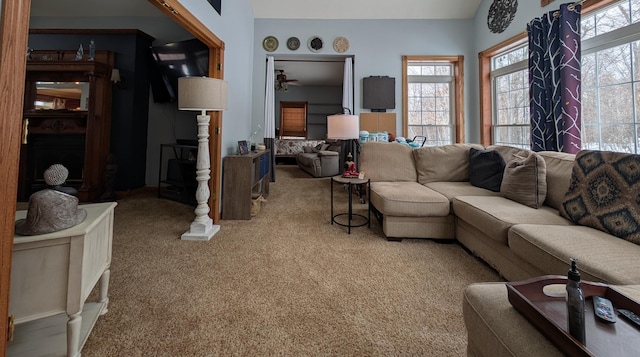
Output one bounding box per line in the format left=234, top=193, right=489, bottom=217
left=44, top=164, right=69, bottom=186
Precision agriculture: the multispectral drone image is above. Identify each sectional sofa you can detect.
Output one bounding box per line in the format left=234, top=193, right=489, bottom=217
left=359, top=142, right=640, bottom=356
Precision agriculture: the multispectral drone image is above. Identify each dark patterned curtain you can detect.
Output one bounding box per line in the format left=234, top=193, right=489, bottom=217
left=528, top=3, right=581, bottom=153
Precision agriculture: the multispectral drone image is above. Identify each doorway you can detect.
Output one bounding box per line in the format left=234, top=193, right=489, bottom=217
left=271, top=56, right=351, bottom=140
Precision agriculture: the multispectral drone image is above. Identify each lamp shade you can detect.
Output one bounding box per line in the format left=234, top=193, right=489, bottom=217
left=178, top=76, right=228, bottom=111
left=327, top=114, right=359, bottom=139
left=110, top=69, right=121, bottom=83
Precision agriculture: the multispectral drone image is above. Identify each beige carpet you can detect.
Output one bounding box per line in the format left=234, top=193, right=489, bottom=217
left=82, top=165, right=500, bottom=356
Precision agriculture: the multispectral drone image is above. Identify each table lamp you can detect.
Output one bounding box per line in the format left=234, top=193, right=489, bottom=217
left=327, top=113, right=360, bottom=173
left=178, top=76, right=228, bottom=241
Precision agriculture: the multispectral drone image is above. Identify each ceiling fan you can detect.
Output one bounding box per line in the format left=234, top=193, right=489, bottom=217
left=275, top=69, right=300, bottom=91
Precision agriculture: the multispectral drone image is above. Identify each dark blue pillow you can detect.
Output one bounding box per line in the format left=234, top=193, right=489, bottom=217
left=468, top=148, right=505, bottom=192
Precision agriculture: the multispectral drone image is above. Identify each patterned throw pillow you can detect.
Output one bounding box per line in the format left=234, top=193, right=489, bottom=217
left=500, top=150, right=547, bottom=208
left=560, top=150, right=640, bottom=244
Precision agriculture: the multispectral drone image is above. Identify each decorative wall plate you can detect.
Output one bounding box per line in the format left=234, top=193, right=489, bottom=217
left=333, top=37, right=349, bottom=53
left=262, top=36, right=278, bottom=52
left=487, top=0, right=518, bottom=34
left=308, top=36, right=324, bottom=52
left=286, top=37, right=300, bottom=51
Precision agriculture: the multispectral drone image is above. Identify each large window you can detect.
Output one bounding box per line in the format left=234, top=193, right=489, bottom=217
left=491, top=45, right=529, bottom=149
left=402, top=56, right=464, bottom=145
left=479, top=0, right=640, bottom=152
left=581, top=0, right=640, bottom=153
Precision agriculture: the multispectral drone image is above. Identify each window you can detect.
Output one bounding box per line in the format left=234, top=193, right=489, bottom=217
left=491, top=45, right=529, bottom=149
left=581, top=0, right=640, bottom=153
left=279, top=101, right=308, bottom=138
left=479, top=0, right=640, bottom=151
left=402, top=56, right=464, bottom=145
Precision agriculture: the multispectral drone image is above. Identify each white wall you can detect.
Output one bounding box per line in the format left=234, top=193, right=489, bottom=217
left=253, top=19, right=475, bottom=142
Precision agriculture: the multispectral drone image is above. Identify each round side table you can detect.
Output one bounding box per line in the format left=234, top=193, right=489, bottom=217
left=330, top=175, right=370, bottom=234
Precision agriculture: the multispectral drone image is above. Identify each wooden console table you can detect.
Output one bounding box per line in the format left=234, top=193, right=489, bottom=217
left=7, top=202, right=117, bottom=357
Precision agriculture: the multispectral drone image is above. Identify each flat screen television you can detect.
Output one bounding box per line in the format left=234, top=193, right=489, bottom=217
left=149, top=38, right=209, bottom=103
left=362, top=76, right=395, bottom=112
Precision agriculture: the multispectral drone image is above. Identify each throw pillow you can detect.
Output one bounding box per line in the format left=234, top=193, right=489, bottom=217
left=320, top=143, right=330, bottom=151
left=559, top=150, right=640, bottom=244
left=303, top=146, right=318, bottom=153
left=413, top=143, right=484, bottom=184
left=468, top=148, right=505, bottom=192
left=500, top=150, right=547, bottom=208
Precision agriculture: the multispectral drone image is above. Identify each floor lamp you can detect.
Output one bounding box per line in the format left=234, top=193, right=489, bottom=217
left=327, top=113, right=360, bottom=171
left=178, top=76, right=228, bottom=241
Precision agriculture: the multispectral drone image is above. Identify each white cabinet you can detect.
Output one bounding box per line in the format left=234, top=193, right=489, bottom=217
left=8, top=202, right=117, bottom=357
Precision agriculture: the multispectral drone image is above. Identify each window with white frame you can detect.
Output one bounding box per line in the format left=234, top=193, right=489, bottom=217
left=486, top=0, right=640, bottom=153
left=581, top=0, right=640, bottom=153
left=406, top=61, right=455, bottom=146
left=491, top=45, right=529, bottom=149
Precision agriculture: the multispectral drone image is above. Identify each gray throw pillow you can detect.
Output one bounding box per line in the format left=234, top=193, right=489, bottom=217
left=500, top=150, right=547, bottom=208
left=468, top=148, right=505, bottom=192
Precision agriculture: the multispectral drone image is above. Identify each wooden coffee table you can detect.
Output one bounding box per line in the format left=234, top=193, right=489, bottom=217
left=330, top=175, right=370, bottom=234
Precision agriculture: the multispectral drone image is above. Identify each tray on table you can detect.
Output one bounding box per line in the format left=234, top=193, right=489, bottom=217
left=506, top=275, right=640, bottom=357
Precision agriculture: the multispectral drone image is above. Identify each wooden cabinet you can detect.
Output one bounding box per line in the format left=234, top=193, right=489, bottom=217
left=222, top=150, right=271, bottom=220
left=359, top=112, right=396, bottom=135
left=19, top=50, right=113, bottom=202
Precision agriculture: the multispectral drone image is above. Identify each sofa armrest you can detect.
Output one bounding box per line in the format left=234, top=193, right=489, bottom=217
left=318, top=150, right=339, bottom=156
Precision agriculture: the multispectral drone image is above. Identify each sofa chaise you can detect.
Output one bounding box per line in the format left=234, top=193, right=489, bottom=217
left=359, top=142, right=640, bottom=356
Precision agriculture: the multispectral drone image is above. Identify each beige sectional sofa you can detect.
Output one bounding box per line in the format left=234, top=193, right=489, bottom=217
left=359, top=142, right=640, bottom=356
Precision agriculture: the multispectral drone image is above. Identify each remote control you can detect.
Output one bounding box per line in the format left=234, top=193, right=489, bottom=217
left=618, top=309, right=640, bottom=328
left=593, top=296, right=616, bottom=323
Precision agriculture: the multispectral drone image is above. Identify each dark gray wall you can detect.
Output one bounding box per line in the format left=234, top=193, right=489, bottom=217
left=28, top=31, right=154, bottom=192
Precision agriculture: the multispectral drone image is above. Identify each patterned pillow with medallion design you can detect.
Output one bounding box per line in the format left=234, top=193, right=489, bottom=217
left=560, top=150, right=640, bottom=244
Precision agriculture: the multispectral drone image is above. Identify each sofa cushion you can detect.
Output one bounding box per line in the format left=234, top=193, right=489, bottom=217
left=500, top=150, right=547, bottom=208
left=464, top=283, right=566, bottom=357
left=413, top=143, right=483, bottom=184
left=559, top=150, right=640, bottom=244
left=486, top=145, right=525, bottom=164
left=360, top=142, right=417, bottom=182
left=370, top=182, right=450, bottom=217
left=452, top=196, right=571, bottom=246
left=538, top=151, right=575, bottom=210
left=424, top=181, right=501, bottom=202
left=509, top=224, right=640, bottom=285
left=468, top=148, right=505, bottom=192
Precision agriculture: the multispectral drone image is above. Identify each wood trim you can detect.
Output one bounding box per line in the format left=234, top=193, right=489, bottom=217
left=402, top=55, right=465, bottom=143
left=402, top=56, right=408, bottom=138
left=147, top=0, right=225, bottom=223
left=543, top=0, right=617, bottom=10
left=0, top=0, right=32, bottom=352
left=478, top=32, right=527, bottom=146
left=148, top=0, right=224, bottom=49
left=454, top=55, right=465, bottom=143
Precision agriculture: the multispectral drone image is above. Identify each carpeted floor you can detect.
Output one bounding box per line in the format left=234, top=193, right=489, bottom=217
left=82, top=165, right=500, bottom=356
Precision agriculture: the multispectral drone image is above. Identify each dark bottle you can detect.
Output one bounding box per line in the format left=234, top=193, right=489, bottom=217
left=567, top=258, right=586, bottom=344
